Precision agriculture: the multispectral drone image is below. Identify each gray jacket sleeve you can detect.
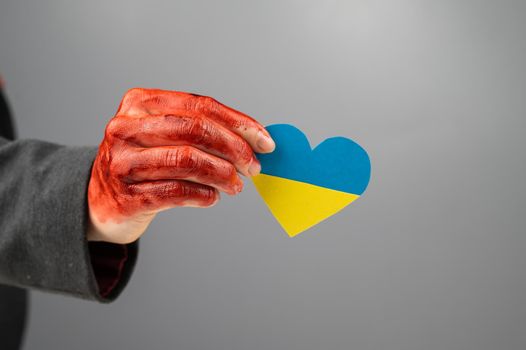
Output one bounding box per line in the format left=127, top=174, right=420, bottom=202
left=0, top=137, right=137, bottom=302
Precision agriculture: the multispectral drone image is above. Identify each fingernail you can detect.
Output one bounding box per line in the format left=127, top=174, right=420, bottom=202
left=256, top=130, right=276, bottom=152
left=248, top=160, right=261, bottom=177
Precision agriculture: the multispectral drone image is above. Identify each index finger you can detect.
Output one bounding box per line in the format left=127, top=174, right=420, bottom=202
left=188, top=95, right=276, bottom=154
left=118, top=88, right=276, bottom=153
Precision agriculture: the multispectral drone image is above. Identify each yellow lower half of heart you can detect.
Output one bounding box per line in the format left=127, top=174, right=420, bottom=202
left=252, top=174, right=360, bottom=237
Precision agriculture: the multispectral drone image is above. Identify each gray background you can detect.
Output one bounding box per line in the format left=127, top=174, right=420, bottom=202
left=1, top=0, right=526, bottom=349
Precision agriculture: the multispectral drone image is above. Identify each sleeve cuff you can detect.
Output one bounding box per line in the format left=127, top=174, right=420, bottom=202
left=88, top=240, right=138, bottom=301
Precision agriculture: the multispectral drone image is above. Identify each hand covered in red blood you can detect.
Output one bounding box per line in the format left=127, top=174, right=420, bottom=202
left=87, top=88, right=275, bottom=243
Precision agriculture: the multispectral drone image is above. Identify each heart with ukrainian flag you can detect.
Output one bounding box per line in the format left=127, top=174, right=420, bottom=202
left=252, top=124, right=371, bottom=237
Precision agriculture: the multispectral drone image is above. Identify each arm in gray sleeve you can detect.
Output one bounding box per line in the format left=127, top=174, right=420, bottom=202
left=0, top=137, right=138, bottom=302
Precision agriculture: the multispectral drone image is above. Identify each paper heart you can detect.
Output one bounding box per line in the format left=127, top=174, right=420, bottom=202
left=252, top=124, right=371, bottom=237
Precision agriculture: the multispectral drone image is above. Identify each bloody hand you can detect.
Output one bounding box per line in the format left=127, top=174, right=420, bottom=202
left=87, top=88, right=275, bottom=244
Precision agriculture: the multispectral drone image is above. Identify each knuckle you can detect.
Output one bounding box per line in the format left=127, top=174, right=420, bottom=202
left=187, top=115, right=209, bottom=141
left=108, top=154, right=128, bottom=179
left=162, top=114, right=185, bottom=136
left=163, top=181, right=184, bottom=197
left=161, top=148, right=180, bottom=168
left=223, top=162, right=239, bottom=183
left=236, top=139, right=254, bottom=164
left=124, top=87, right=144, bottom=100
left=104, top=117, right=123, bottom=139
left=167, top=114, right=206, bottom=139
left=119, top=88, right=155, bottom=116
left=225, top=161, right=237, bottom=176
left=172, top=146, right=200, bottom=171
left=201, top=95, right=217, bottom=105
left=166, top=181, right=194, bottom=200
left=200, top=188, right=219, bottom=207
left=191, top=95, right=218, bottom=112
left=119, top=88, right=142, bottom=111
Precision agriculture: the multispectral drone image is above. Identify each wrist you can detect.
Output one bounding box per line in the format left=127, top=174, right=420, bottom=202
left=87, top=206, right=154, bottom=244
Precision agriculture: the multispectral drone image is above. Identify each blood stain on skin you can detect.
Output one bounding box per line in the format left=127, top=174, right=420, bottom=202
left=88, top=88, right=261, bottom=224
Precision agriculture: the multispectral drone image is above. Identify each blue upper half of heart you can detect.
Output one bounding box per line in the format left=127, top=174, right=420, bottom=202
left=256, top=124, right=371, bottom=195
